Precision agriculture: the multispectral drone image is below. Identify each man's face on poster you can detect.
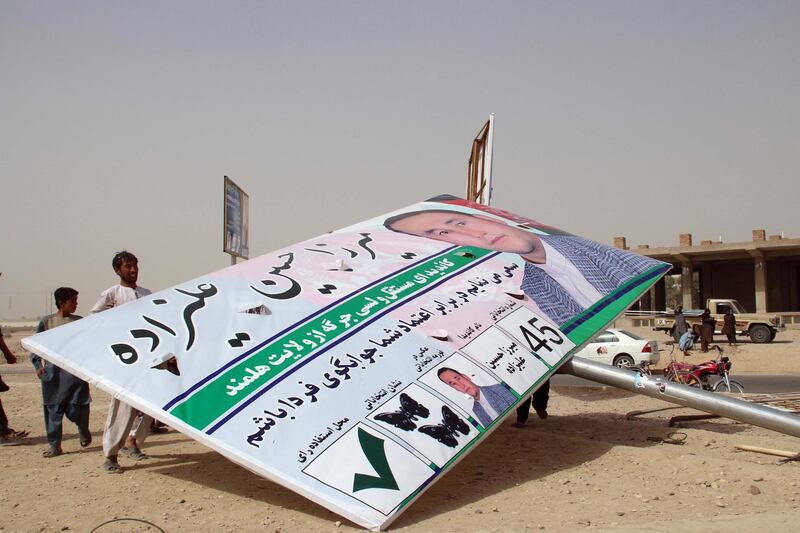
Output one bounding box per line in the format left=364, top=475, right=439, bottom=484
left=438, top=369, right=480, bottom=398
left=389, top=211, right=542, bottom=256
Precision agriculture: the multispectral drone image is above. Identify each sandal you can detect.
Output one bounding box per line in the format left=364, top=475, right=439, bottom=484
left=102, top=459, right=124, bottom=473
left=80, top=433, right=92, bottom=448
left=43, top=447, right=63, bottom=458
left=120, top=446, right=148, bottom=461
left=0, top=429, right=28, bottom=445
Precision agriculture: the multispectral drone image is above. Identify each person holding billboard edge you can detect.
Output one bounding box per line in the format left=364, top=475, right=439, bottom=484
left=92, top=251, right=153, bottom=473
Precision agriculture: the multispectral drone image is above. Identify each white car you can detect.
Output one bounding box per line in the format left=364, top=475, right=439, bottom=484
left=573, top=329, right=660, bottom=368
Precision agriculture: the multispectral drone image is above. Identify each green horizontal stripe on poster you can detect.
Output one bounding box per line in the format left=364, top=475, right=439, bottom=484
left=169, top=246, right=493, bottom=430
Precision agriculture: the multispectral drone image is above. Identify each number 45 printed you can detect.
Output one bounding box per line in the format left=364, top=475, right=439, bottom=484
left=496, top=307, right=575, bottom=367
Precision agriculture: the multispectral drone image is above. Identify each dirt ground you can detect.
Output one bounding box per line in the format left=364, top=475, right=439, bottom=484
left=2, top=328, right=799, bottom=532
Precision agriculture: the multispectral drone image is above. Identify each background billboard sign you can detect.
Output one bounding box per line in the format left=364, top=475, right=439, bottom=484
left=224, top=175, right=249, bottom=259
left=466, top=114, right=494, bottom=205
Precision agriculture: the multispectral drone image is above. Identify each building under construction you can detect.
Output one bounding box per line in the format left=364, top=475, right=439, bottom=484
left=615, top=230, right=800, bottom=323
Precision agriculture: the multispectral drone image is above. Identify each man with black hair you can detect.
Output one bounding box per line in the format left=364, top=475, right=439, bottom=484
left=673, top=306, right=688, bottom=344
left=385, top=209, right=661, bottom=327
left=31, top=287, right=91, bottom=457
left=92, top=251, right=152, bottom=473
left=437, top=367, right=515, bottom=427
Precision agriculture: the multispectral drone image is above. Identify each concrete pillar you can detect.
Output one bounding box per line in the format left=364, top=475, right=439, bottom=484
left=638, top=289, right=652, bottom=311
left=654, top=276, right=666, bottom=310
left=701, top=263, right=713, bottom=304
left=754, top=254, right=767, bottom=313
left=681, top=262, right=694, bottom=309
left=613, top=236, right=627, bottom=250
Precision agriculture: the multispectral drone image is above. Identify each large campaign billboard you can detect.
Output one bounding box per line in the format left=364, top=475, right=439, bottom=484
left=24, top=195, right=669, bottom=530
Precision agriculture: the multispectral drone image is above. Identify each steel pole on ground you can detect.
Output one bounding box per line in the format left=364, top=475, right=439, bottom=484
left=561, top=356, right=800, bottom=438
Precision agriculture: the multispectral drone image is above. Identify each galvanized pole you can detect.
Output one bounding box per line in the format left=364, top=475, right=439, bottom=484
left=561, top=356, right=800, bottom=438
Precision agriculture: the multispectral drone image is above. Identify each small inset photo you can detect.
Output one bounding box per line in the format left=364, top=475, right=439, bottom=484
left=419, top=353, right=517, bottom=429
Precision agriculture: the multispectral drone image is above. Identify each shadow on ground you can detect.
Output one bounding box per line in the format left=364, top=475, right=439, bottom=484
left=127, top=410, right=672, bottom=529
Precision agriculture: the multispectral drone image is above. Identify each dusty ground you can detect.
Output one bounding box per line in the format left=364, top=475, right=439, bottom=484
left=1, top=328, right=799, bottom=532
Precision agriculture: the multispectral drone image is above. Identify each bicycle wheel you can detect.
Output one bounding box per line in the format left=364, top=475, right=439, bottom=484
left=712, top=379, right=744, bottom=393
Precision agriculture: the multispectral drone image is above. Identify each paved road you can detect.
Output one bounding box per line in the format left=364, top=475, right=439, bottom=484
left=552, top=372, right=800, bottom=393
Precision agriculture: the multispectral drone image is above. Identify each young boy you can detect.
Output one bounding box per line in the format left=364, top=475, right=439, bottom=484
left=92, top=251, right=152, bottom=473
left=31, top=287, right=92, bottom=457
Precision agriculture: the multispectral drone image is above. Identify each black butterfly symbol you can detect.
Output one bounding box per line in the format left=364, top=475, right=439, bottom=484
left=375, top=393, right=430, bottom=431
left=417, top=405, right=469, bottom=448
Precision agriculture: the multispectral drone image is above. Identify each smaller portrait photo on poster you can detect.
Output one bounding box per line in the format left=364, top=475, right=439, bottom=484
left=367, top=383, right=479, bottom=467
left=419, top=353, right=517, bottom=429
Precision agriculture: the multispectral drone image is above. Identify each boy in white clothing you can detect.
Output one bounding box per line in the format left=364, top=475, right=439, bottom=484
left=93, top=251, right=152, bottom=473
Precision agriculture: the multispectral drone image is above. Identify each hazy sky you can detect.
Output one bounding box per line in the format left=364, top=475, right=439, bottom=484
left=2, top=1, right=798, bottom=319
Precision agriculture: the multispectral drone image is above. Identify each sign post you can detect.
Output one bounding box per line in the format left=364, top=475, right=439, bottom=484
left=466, top=113, right=495, bottom=205
left=223, top=176, right=250, bottom=264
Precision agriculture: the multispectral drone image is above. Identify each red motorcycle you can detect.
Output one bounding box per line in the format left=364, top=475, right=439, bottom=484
left=662, top=345, right=744, bottom=393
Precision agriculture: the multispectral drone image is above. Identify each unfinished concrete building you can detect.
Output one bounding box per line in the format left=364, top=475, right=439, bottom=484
left=615, top=231, right=800, bottom=323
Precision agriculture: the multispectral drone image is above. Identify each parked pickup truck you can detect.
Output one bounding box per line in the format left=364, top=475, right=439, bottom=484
left=627, top=299, right=785, bottom=344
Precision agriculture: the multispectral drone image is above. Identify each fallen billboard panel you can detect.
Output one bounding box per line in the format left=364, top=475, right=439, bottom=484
left=24, top=195, right=669, bottom=530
